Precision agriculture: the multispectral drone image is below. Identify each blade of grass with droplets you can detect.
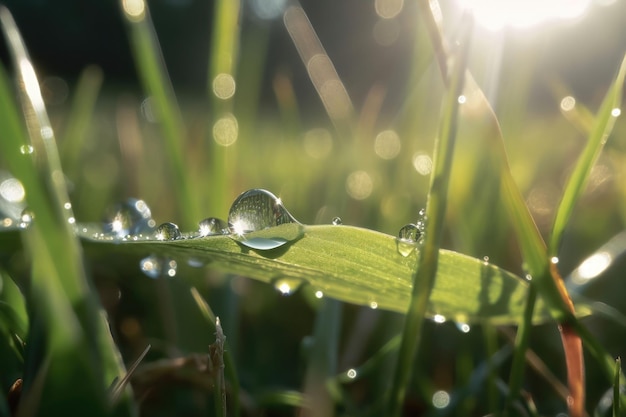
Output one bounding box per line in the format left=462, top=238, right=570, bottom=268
left=386, top=14, right=472, bottom=417
left=121, top=1, right=198, bottom=228
left=0, top=9, right=131, bottom=416
left=549, top=54, right=626, bottom=256
left=77, top=224, right=558, bottom=325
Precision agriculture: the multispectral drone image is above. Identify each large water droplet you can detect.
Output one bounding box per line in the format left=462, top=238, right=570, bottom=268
left=396, top=221, right=425, bottom=257
left=228, top=189, right=303, bottom=250
left=140, top=255, right=177, bottom=279
left=198, top=217, right=229, bottom=237
left=272, top=277, right=305, bottom=296
left=103, top=198, right=156, bottom=238
left=155, top=222, right=181, bottom=241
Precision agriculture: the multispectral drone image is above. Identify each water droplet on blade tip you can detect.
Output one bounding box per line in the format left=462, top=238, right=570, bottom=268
left=155, top=222, right=181, bottom=241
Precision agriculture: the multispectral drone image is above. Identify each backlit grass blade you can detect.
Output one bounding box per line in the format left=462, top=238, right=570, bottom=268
left=549, top=54, right=626, bottom=256
left=78, top=224, right=557, bottom=325
left=0, top=9, right=131, bottom=416
left=386, top=13, right=473, bottom=417
left=120, top=0, right=198, bottom=228
left=206, top=0, right=241, bottom=217
left=60, top=65, right=103, bottom=179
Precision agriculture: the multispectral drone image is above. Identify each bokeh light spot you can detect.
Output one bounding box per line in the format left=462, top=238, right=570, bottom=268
left=375, top=0, right=404, bottom=19
left=346, top=171, right=373, bottom=200
left=432, top=390, right=450, bottom=409
left=374, top=130, right=401, bottom=160
left=0, top=178, right=25, bottom=203
left=412, top=152, right=433, bottom=175
left=213, top=73, right=236, bottom=100
left=213, top=114, right=238, bottom=147
left=303, top=128, right=333, bottom=159
left=560, top=96, right=576, bottom=112
left=122, top=0, right=146, bottom=21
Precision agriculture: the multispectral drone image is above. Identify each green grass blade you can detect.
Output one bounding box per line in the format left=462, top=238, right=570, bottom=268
left=76, top=224, right=557, bottom=325
left=386, top=12, right=473, bottom=417
left=121, top=1, right=198, bottom=228
left=549, top=55, right=626, bottom=256
left=0, top=9, right=131, bottom=415
left=59, top=65, right=103, bottom=179
left=206, top=0, right=241, bottom=217
left=301, top=299, right=341, bottom=417
left=614, top=357, right=621, bottom=417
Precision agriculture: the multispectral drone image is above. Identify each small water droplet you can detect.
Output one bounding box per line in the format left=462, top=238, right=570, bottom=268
left=483, top=255, right=489, bottom=265
left=525, top=274, right=533, bottom=281
left=228, top=189, right=302, bottom=250
left=140, top=255, right=177, bottom=279
left=396, top=221, right=425, bottom=257
left=20, top=145, right=34, bottom=155
left=433, top=314, right=446, bottom=323
left=314, top=290, right=324, bottom=299
left=155, top=222, right=181, bottom=241
left=369, top=301, right=378, bottom=309
left=456, top=322, right=471, bottom=333
left=272, top=277, right=304, bottom=296
left=551, top=256, right=559, bottom=265
left=331, top=217, right=342, bottom=225
left=346, top=368, right=357, bottom=379
left=198, top=217, right=229, bottom=237
left=103, top=198, right=156, bottom=238
left=18, top=208, right=34, bottom=229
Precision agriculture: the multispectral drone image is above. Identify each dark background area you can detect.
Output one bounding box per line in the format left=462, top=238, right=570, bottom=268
left=1, top=0, right=624, bottom=119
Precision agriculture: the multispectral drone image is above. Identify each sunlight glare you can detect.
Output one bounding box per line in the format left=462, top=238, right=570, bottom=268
left=457, top=0, right=592, bottom=31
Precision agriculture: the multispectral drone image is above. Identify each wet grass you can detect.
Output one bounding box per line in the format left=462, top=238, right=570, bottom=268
left=1, top=1, right=626, bottom=417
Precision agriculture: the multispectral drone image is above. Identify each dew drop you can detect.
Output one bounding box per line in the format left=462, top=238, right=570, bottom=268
left=18, top=208, right=34, bottom=229
left=396, top=221, right=425, bottom=257
left=433, top=314, right=446, bottom=323
left=482, top=255, right=489, bottom=265
left=103, top=198, right=156, bottom=238
left=331, top=216, right=342, bottom=225
left=456, top=322, right=471, bottom=333
left=346, top=368, right=357, bottom=379
left=314, top=290, right=324, bottom=299
left=155, top=222, right=181, bottom=241
left=369, top=301, right=379, bottom=309
left=228, top=189, right=302, bottom=250
left=272, top=277, right=304, bottom=296
left=140, top=255, right=177, bottom=279
left=550, top=256, right=559, bottom=265
left=198, top=217, right=229, bottom=237
left=20, top=145, right=34, bottom=155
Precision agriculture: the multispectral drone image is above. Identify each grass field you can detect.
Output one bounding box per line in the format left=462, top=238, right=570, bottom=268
left=1, top=1, right=626, bottom=416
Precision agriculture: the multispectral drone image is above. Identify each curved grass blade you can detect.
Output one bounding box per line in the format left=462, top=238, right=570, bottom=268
left=0, top=8, right=131, bottom=416
left=549, top=55, right=626, bottom=256
left=80, top=224, right=558, bottom=325
left=386, top=13, right=473, bottom=417
left=120, top=0, right=198, bottom=228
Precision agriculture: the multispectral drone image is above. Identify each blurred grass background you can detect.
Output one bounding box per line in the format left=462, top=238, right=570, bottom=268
left=1, top=0, right=626, bottom=415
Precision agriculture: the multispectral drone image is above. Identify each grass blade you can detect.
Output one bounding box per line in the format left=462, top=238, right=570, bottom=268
left=120, top=0, right=198, bottom=228
left=386, top=13, right=473, bottom=417
left=549, top=55, right=626, bottom=256
left=0, top=9, right=131, bottom=415
left=77, top=224, right=556, bottom=325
